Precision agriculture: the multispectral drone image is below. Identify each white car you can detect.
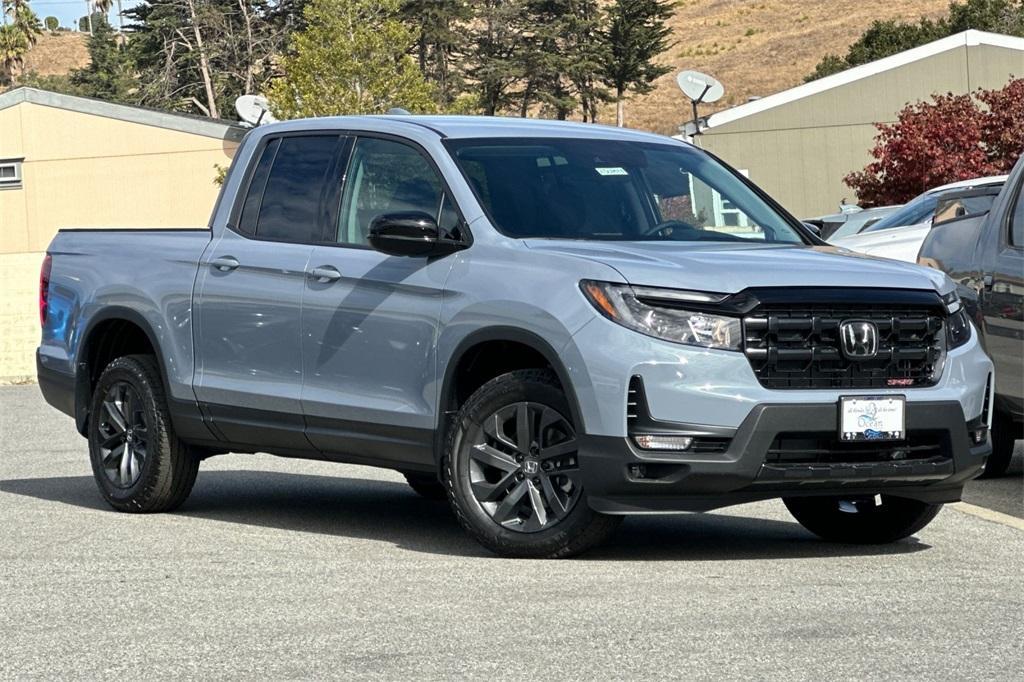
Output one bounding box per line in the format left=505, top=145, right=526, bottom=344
left=830, top=175, right=1007, bottom=262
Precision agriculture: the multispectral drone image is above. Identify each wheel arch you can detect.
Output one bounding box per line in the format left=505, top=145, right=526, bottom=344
left=73, top=307, right=170, bottom=435
left=434, top=326, right=584, bottom=465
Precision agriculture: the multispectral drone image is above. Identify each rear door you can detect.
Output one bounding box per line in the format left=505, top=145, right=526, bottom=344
left=194, top=133, right=346, bottom=450
left=300, top=135, right=462, bottom=467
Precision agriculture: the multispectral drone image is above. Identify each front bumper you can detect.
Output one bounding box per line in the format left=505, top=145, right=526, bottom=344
left=579, top=400, right=991, bottom=514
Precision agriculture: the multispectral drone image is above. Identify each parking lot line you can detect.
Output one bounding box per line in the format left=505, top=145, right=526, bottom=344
left=952, top=501, right=1024, bottom=531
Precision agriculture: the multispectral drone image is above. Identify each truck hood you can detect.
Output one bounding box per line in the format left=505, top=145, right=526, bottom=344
left=522, top=240, right=948, bottom=294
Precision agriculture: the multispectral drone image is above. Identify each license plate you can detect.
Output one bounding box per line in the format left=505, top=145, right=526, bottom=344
left=839, top=395, right=905, bottom=441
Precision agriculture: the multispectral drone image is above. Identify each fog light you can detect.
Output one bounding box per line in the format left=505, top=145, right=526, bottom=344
left=633, top=434, right=693, bottom=451
left=971, top=427, right=988, bottom=445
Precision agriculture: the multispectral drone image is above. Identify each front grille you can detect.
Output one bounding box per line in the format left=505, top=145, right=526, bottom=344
left=743, top=305, right=945, bottom=389
left=767, top=430, right=949, bottom=464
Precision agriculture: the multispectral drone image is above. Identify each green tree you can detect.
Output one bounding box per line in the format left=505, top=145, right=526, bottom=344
left=401, top=0, right=471, bottom=108
left=69, top=20, right=135, bottom=101
left=268, top=0, right=436, bottom=118
left=515, top=0, right=608, bottom=120
left=599, top=0, right=674, bottom=126
left=465, top=0, right=529, bottom=115
left=0, top=23, right=28, bottom=85
left=807, top=0, right=1024, bottom=81
left=3, top=0, right=43, bottom=47
left=126, top=0, right=291, bottom=118
left=44, top=15, right=58, bottom=32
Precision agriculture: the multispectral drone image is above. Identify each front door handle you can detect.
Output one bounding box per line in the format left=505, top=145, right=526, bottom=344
left=309, top=265, right=342, bottom=283
left=210, top=256, right=239, bottom=272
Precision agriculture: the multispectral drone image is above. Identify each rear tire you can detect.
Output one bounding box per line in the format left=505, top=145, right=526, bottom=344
left=403, top=472, right=446, bottom=500
left=977, top=411, right=1016, bottom=478
left=443, top=369, right=621, bottom=558
left=783, top=495, right=942, bottom=544
left=87, top=355, right=199, bottom=513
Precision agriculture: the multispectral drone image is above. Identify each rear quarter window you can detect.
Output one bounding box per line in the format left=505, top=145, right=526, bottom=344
left=246, top=135, right=343, bottom=243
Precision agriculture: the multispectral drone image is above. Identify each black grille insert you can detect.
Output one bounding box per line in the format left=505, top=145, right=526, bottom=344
left=743, top=305, right=945, bottom=389
left=767, top=430, right=949, bottom=464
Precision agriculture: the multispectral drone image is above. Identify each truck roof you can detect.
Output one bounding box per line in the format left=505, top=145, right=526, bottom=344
left=252, top=115, right=680, bottom=144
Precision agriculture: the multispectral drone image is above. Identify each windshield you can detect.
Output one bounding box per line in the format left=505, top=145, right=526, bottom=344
left=444, top=138, right=805, bottom=244
left=864, top=194, right=937, bottom=232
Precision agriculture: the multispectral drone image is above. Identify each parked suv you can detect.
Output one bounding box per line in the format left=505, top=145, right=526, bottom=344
left=37, top=117, right=994, bottom=557
left=918, top=156, right=1024, bottom=477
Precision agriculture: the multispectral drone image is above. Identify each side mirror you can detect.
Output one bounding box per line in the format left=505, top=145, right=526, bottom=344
left=802, top=221, right=822, bottom=237
left=367, top=211, right=465, bottom=258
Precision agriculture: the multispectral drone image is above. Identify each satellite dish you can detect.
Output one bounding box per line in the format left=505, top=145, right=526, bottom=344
left=676, top=71, right=724, bottom=104
left=676, top=71, right=724, bottom=139
left=234, top=95, right=277, bottom=127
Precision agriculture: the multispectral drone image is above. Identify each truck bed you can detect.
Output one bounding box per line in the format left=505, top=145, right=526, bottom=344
left=38, top=227, right=213, bottom=415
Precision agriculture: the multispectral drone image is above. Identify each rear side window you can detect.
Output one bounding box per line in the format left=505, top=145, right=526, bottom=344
left=236, top=139, right=279, bottom=237
left=248, top=135, right=342, bottom=243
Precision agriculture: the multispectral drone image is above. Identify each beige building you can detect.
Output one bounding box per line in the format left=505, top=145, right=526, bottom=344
left=0, top=87, right=243, bottom=380
left=699, top=30, right=1024, bottom=219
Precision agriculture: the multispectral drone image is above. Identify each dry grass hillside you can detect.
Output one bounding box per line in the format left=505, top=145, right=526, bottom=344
left=21, top=32, right=89, bottom=77
left=622, top=0, right=951, bottom=134
left=10, top=3, right=956, bottom=135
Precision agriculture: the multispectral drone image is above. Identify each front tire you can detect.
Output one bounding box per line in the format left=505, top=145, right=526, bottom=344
left=403, top=472, right=446, bottom=500
left=87, top=355, right=199, bottom=513
left=443, top=369, right=621, bottom=558
left=978, top=411, right=1016, bottom=478
left=783, top=495, right=942, bottom=544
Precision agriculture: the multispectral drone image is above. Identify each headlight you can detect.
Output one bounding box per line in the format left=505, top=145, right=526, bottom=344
left=947, top=307, right=972, bottom=349
left=580, top=280, right=741, bottom=350
left=941, top=289, right=962, bottom=314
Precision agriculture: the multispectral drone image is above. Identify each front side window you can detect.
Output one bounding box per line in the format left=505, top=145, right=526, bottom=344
left=252, top=135, right=342, bottom=243
left=444, top=138, right=804, bottom=244
left=865, top=194, right=938, bottom=232
left=335, top=137, right=456, bottom=246
left=932, top=193, right=997, bottom=226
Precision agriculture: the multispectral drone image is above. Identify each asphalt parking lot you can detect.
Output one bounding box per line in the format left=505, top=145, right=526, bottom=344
left=2, top=384, right=1021, bottom=679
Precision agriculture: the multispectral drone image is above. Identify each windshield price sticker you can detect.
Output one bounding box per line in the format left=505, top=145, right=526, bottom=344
left=595, top=167, right=629, bottom=176
left=840, top=396, right=906, bottom=442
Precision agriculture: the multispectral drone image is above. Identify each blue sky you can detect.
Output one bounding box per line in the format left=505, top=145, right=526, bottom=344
left=22, top=0, right=136, bottom=30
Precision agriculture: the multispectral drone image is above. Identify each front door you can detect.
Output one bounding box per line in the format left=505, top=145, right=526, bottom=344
left=300, top=136, right=462, bottom=467
left=981, top=175, right=1024, bottom=417
left=194, top=133, right=345, bottom=450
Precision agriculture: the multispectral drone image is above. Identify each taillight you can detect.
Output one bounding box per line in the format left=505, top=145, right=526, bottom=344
left=39, top=253, right=52, bottom=327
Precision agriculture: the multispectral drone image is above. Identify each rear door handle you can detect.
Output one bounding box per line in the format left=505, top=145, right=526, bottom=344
left=308, top=265, right=342, bottom=283
left=210, top=256, right=239, bottom=272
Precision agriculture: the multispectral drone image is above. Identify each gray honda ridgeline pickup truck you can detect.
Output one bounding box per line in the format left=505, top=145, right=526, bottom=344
left=37, top=117, right=995, bottom=558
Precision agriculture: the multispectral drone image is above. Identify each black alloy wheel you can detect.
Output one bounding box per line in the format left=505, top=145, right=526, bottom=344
left=96, top=381, right=150, bottom=489
left=466, top=401, right=582, bottom=532
left=444, top=369, right=621, bottom=558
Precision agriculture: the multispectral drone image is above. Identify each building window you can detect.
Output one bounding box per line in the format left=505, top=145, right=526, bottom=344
left=0, top=159, right=23, bottom=189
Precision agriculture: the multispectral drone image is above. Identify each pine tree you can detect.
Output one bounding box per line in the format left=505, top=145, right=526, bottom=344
left=465, top=0, right=529, bottom=115
left=516, top=0, right=608, bottom=120
left=401, top=0, right=471, bottom=108
left=69, top=20, right=135, bottom=102
left=599, top=0, right=675, bottom=127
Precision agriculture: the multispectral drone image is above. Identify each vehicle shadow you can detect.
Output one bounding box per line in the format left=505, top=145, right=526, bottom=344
left=0, top=471, right=930, bottom=561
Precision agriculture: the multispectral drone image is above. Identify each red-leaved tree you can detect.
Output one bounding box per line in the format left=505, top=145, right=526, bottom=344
left=846, top=78, right=1024, bottom=206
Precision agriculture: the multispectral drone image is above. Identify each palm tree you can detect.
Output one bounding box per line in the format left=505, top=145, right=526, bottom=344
left=92, top=0, right=123, bottom=33
left=0, top=23, right=28, bottom=84
left=2, top=1, right=41, bottom=47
